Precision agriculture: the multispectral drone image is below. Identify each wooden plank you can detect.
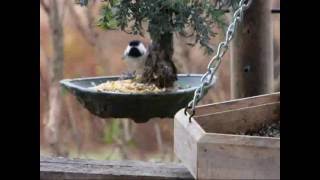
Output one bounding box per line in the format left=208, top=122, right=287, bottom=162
left=195, top=99, right=280, bottom=179
left=199, top=130, right=280, bottom=149
left=40, top=156, right=193, bottom=180
left=173, top=109, right=205, bottom=178
left=194, top=92, right=279, bottom=117
left=196, top=102, right=280, bottom=134
left=197, top=140, right=280, bottom=179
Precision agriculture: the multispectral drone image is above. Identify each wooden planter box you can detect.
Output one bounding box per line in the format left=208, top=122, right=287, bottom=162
left=174, top=92, right=280, bottom=179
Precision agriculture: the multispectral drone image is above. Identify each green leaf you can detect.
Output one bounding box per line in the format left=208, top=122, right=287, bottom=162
left=97, top=2, right=120, bottom=30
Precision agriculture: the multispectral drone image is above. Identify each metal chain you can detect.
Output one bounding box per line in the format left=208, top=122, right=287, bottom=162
left=184, top=0, right=252, bottom=122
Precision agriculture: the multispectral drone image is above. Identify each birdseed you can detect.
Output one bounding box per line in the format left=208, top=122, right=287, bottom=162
left=238, top=121, right=280, bottom=137
left=89, top=78, right=188, bottom=93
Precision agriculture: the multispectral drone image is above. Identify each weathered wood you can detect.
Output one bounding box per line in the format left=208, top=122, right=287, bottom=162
left=196, top=102, right=280, bottom=134
left=197, top=139, right=280, bottom=179
left=40, top=156, right=193, bottom=180
left=174, top=93, right=280, bottom=179
left=194, top=92, right=279, bottom=117
left=174, top=110, right=204, bottom=178
left=231, top=0, right=274, bottom=98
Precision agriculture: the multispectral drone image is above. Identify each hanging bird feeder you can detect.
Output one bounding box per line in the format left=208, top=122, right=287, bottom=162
left=60, top=0, right=249, bottom=123
left=60, top=74, right=215, bottom=123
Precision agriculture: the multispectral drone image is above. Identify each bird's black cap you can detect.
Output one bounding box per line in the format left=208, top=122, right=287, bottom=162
left=129, top=40, right=141, bottom=47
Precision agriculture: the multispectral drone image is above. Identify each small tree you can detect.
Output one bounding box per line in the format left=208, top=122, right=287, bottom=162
left=76, top=0, right=240, bottom=87
left=41, top=0, right=66, bottom=156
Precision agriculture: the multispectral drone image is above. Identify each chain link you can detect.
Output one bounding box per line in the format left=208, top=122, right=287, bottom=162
left=184, top=0, right=252, bottom=122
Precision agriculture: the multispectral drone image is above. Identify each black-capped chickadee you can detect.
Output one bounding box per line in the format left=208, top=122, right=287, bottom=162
left=122, top=40, right=148, bottom=77
left=122, top=40, right=178, bottom=88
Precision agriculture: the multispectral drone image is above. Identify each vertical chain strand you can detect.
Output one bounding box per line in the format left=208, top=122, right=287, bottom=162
left=185, top=0, right=252, bottom=123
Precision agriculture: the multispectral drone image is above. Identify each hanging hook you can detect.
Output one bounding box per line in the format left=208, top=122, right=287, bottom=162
left=184, top=100, right=196, bottom=123
left=188, top=109, right=195, bottom=123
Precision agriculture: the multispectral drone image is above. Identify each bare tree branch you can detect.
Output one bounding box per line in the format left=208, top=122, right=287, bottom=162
left=85, top=0, right=98, bottom=41
left=154, top=122, right=163, bottom=155
left=65, top=95, right=83, bottom=156
left=122, top=119, right=132, bottom=142
left=115, top=127, right=129, bottom=160
left=40, top=38, right=50, bottom=63
left=40, top=0, right=50, bottom=14
left=67, top=0, right=96, bottom=46
left=40, top=38, right=50, bottom=101
left=60, top=0, right=68, bottom=22
left=44, top=0, right=65, bottom=156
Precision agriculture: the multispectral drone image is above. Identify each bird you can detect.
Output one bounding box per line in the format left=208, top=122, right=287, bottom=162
left=122, top=40, right=178, bottom=88
left=122, top=40, right=148, bottom=78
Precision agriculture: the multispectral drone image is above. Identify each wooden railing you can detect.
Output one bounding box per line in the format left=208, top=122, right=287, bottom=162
left=40, top=156, right=193, bottom=179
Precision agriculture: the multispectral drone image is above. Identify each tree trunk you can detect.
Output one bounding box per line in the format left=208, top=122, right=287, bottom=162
left=44, top=0, right=65, bottom=156
left=230, top=0, right=273, bottom=99
left=141, top=33, right=178, bottom=88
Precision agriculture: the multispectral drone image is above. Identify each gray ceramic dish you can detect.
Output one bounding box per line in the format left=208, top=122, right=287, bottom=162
left=60, top=74, right=216, bottom=123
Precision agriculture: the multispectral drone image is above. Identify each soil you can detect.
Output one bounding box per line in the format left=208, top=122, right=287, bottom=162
left=239, top=121, right=280, bottom=137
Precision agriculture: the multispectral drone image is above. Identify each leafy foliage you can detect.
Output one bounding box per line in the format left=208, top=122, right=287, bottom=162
left=78, top=0, right=240, bottom=54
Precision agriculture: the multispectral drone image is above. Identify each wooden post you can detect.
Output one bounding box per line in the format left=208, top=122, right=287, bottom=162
left=230, top=0, right=273, bottom=99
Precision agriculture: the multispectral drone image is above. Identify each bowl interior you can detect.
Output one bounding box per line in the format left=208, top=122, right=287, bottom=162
left=62, top=74, right=215, bottom=94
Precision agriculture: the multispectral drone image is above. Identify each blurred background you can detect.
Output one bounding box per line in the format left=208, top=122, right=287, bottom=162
left=40, top=0, right=280, bottom=162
